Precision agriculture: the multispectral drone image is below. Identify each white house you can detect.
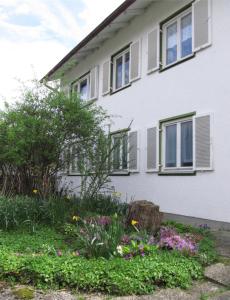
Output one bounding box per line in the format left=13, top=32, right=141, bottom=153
left=42, top=0, right=230, bottom=227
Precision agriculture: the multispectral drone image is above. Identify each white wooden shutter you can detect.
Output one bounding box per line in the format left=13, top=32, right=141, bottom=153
left=102, top=60, right=111, bottom=95
left=130, top=40, right=141, bottom=82
left=146, top=126, right=158, bottom=172
left=194, top=114, right=213, bottom=171
left=89, top=66, right=99, bottom=100
left=147, top=27, right=159, bottom=74
left=128, top=130, right=139, bottom=172
left=192, top=0, right=212, bottom=52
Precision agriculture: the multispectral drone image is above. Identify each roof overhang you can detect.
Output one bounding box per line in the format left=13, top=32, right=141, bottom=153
left=41, top=0, right=156, bottom=82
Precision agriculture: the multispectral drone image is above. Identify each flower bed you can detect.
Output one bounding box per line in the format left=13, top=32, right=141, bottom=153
left=0, top=217, right=217, bottom=295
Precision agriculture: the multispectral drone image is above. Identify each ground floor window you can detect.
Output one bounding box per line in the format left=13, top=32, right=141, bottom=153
left=111, top=131, right=128, bottom=171
left=162, top=117, right=193, bottom=171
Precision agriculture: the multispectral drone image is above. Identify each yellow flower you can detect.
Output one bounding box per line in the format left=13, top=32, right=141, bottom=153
left=131, top=220, right=138, bottom=226
left=32, top=189, right=38, bottom=194
left=72, top=215, right=80, bottom=222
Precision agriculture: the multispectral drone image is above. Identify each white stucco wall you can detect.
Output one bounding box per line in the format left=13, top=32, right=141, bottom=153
left=62, top=0, right=230, bottom=223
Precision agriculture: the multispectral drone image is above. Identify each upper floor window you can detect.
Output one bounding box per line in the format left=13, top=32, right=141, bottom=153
left=162, top=8, right=192, bottom=68
left=72, top=74, right=90, bottom=101
left=112, top=48, right=130, bottom=92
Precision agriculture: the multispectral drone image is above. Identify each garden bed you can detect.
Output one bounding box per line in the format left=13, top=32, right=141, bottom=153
left=0, top=220, right=217, bottom=296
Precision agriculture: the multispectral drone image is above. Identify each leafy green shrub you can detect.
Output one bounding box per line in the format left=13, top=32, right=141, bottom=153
left=0, top=249, right=203, bottom=295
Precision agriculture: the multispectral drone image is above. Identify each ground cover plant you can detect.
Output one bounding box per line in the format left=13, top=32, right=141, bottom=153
left=0, top=201, right=217, bottom=296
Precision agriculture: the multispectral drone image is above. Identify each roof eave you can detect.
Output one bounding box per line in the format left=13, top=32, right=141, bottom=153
left=41, top=0, right=136, bottom=82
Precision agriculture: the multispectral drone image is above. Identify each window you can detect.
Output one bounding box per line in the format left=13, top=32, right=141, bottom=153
left=112, top=48, right=130, bottom=92
left=72, top=74, right=90, bottom=101
left=111, top=132, right=128, bottom=172
left=162, top=8, right=193, bottom=68
left=162, top=117, right=193, bottom=171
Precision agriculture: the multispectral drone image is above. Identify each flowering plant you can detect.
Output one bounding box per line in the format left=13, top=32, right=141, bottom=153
left=158, top=226, right=198, bottom=255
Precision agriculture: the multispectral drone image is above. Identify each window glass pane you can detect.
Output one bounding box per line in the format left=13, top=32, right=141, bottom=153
left=116, top=56, right=123, bottom=90
left=79, top=79, right=88, bottom=100
left=165, top=124, right=177, bottom=167
left=124, top=52, right=130, bottom=85
left=113, top=136, right=120, bottom=170
left=166, top=22, right=177, bottom=65
left=181, top=13, right=192, bottom=58
left=122, top=134, right=128, bottom=169
left=181, top=121, right=193, bottom=167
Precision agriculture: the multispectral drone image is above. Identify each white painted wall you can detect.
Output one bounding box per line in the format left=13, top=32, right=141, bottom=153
left=62, top=0, right=230, bottom=223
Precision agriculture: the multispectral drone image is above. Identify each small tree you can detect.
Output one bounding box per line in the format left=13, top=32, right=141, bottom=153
left=0, top=82, right=111, bottom=198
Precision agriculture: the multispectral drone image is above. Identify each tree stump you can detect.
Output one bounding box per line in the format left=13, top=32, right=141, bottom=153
left=126, top=200, right=163, bottom=233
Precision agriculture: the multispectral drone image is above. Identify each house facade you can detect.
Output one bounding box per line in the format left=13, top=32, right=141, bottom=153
left=43, top=0, right=230, bottom=225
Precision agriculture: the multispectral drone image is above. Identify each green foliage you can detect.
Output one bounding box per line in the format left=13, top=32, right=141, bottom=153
left=163, top=220, right=207, bottom=236
left=196, top=236, right=218, bottom=265
left=0, top=248, right=203, bottom=295
left=0, top=82, right=108, bottom=196
left=0, top=228, right=67, bottom=253
left=79, top=194, right=128, bottom=217
left=0, top=194, right=127, bottom=231
left=64, top=215, right=125, bottom=259
left=0, top=195, right=79, bottom=230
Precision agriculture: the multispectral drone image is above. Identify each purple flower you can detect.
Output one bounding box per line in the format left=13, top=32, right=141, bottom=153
left=158, top=227, right=198, bottom=254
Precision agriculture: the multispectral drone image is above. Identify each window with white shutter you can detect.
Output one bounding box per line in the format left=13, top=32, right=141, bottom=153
left=159, top=113, right=213, bottom=174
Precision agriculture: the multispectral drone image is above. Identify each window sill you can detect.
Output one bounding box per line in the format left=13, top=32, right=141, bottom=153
left=158, top=171, right=196, bottom=176
left=110, top=83, right=131, bottom=95
left=110, top=171, right=130, bottom=176
left=160, top=53, right=195, bottom=73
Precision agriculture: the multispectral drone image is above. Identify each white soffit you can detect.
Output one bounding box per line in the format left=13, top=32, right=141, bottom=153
left=47, top=0, right=156, bottom=80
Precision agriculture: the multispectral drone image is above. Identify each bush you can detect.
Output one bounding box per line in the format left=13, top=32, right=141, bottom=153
left=0, top=249, right=203, bottom=295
